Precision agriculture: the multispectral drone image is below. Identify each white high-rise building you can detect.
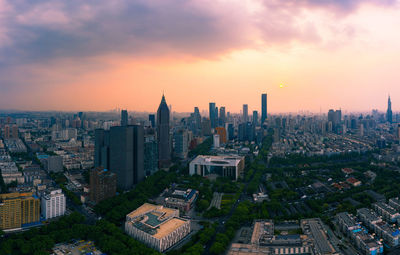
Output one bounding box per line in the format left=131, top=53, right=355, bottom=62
left=41, top=189, right=66, bottom=219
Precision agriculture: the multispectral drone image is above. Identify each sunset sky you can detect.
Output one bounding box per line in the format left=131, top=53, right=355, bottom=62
left=1, top=0, right=400, bottom=113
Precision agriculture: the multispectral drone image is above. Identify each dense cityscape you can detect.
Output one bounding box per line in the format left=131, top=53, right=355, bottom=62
left=0, top=92, right=400, bottom=255
left=3, top=0, right=400, bottom=255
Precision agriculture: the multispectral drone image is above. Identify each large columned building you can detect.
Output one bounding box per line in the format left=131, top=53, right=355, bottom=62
left=157, top=94, right=171, bottom=168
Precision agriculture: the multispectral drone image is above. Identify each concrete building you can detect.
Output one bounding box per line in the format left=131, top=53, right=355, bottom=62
left=215, top=127, right=227, bottom=144
left=373, top=202, right=400, bottom=222
left=125, top=203, right=190, bottom=252
left=0, top=192, right=40, bottom=230
left=45, top=155, right=64, bottom=172
left=213, top=134, right=220, bottom=148
left=389, top=197, right=400, bottom=211
left=229, top=219, right=338, bottom=255
left=337, top=211, right=383, bottom=255
left=300, top=218, right=339, bottom=255
left=173, top=129, right=188, bottom=159
left=162, top=187, right=198, bottom=213
left=89, top=167, right=117, bottom=204
left=189, top=155, right=245, bottom=180
left=41, top=189, right=66, bottom=220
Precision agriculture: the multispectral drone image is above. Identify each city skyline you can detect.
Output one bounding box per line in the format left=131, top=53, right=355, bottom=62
left=1, top=1, right=400, bottom=112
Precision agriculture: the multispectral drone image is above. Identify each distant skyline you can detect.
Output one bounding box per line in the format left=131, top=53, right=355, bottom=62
left=1, top=0, right=400, bottom=113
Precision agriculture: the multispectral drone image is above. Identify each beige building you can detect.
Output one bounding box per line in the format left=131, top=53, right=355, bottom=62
left=0, top=192, right=40, bottom=230
left=125, top=203, right=190, bottom=252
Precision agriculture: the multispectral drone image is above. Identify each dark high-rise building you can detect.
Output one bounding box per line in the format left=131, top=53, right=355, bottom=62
left=95, top=125, right=144, bottom=190
left=228, top=123, right=235, bottom=140
left=328, top=109, right=342, bottom=132
left=243, top=104, right=248, bottom=123
left=209, top=102, right=216, bottom=128
left=149, top=114, right=155, bottom=127
left=144, top=129, right=158, bottom=176
left=90, top=167, right=117, bottom=204
left=157, top=95, right=171, bottom=168
left=219, top=107, right=226, bottom=127
left=261, top=93, right=267, bottom=125
left=194, top=107, right=202, bottom=133
left=201, top=118, right=212, bottom=136
left=387, top=95, right=393, bottom=124
left=121, top=110, right=128, bottom=126
left=110, top=125, right=144, bottom=190
left=252, top=110, right=258, bottom=126
left=94, top=129, right=110, bottom=169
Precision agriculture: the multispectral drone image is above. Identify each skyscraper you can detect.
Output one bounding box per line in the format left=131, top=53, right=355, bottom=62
left=387, top=95, right=393, bottom=124
left=149, top=114, right=155, bottom=127
left=253, top=110, right=258, bottom=126
left=243, top=104, right=248, bottom=123
left=121, top=110, right=128, bottom=126
left=110, top=125, right=144, bottom=190
left=209, top=102, right=216, bottom=128
left=261, top=93, right=267, bottom=125
left=157, top=94, right=171, bottom=168
left=219, top=107, right=226, bottom=127
left=95, top=125, right=144, bottom=190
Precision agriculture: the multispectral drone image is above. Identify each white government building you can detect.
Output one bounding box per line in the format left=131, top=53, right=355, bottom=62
left=189, top=155, right=245, bottom=180
left=41, top=189, right=66, bottom=219
left=125, top=203, right=190, bottom=252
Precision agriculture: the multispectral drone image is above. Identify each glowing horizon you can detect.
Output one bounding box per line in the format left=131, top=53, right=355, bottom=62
left=1, top=0, right=400, bottom=113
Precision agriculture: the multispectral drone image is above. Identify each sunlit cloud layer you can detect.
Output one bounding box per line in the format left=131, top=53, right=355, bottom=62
left=0, top=0, right=399, bottom=112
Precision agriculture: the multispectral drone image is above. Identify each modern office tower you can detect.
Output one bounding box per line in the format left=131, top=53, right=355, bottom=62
left=94, top=128, right=110, bottom=169
left=110, top=125, right=144, bottom=190
left=3, top=124, right=10, bottom=139
left=144, top=130, right=158, bottom=176
left=215, top=127, right=227, bottom=144
left=173, top=129, right=188, bottom=159
left=238, top=123, right=246, bottom=141
left=0, top=192, right=40, bottom=230
left=121, top=110, right=128, bottom=126
left=41, top=189, right=66, bottom=219
left=44, top=156, right=63, bottom=172
left=328, top=109, right=342, bottom=132
left=189, top=155, right=245, bottom=180
left=261, top=93, right=267, bottom=125
left=89, top=167, right=117, bottom=204
left=209, top=102, right=216, bottom=128
left=246, top=122, right=255, bottom=141
left=213, top=134, right=220, bottom=148
left=252, top=110, right=258, bottom=126
left=125, top=203, right=190, bottom=252
left=219, top=107, right=226, bottom=127
left=157, top=95, right=171, bottom=168
left=243, top=104, right=248, bottom=123
left=11, top=125, right=18, bottom=139
left=201, top=118, right=212, bottom=136
left=387, top=95, right=393, bottom=124
left=228, top=123, right=235, bottom=140
left=193, top=107, right=202, bottom=134
left=148, top=114, right=155, bottom=128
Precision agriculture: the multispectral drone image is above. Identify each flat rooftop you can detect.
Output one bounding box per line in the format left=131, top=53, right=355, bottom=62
left=191, top=155, right=243, bottom=166
left=153, top=218, right=187, bottom=239
left=126, top=203, right=188, bottom=240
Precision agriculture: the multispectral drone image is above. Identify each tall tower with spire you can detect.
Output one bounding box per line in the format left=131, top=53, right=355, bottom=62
left=387, top=95, right=393, bottom=124
left=157, top=94, right=171, bottom=168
